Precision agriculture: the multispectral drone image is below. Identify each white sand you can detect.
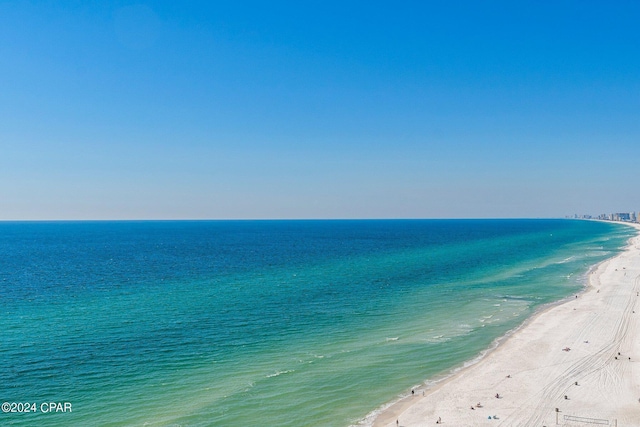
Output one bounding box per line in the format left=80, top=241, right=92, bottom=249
left=374, top=222, right=640, bottom=427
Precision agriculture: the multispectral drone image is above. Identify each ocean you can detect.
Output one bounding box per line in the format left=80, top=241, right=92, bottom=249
left=0, top=219, right=633, bottom=426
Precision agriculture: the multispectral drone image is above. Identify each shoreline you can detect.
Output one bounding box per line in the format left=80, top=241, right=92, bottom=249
left=370, top=222, right=640, bottom=426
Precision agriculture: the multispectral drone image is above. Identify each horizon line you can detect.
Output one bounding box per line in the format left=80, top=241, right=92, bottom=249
left=0, top=216, right=568, bottom=223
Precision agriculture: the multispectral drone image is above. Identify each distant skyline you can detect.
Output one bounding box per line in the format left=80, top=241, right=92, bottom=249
left=2, top=1, right=639, bottom=220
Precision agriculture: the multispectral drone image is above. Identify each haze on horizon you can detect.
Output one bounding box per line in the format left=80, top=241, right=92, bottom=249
left=1, top=1, right=639, bottom=220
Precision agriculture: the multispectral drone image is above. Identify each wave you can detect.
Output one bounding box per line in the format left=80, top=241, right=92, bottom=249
left=266, top=369, right=295, bottom=378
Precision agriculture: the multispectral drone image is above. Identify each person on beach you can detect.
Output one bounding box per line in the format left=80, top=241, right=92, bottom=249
left=436, top=416, right=441, bottom=424
left=495, top=393, right=500, bottom=398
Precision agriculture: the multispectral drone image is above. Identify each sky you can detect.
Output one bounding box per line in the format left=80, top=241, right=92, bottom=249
left=1, top=1, right=639, bottom=220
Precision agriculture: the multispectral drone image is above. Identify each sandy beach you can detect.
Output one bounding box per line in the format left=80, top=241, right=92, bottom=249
left=374, top=222, right=640, bottom=427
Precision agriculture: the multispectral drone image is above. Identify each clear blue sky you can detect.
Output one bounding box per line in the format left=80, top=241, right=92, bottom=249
left=1, top=1, right=639, bottom=219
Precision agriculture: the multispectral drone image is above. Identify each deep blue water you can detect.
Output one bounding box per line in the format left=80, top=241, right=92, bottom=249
left=0, top=219, right=633, bottom=426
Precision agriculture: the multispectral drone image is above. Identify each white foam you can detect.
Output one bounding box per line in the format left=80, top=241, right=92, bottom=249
left=265, top=369, right=294, bottom=378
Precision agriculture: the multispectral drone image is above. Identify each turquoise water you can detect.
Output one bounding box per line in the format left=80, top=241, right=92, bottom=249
left=0, top=219, right=633, bottom=426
